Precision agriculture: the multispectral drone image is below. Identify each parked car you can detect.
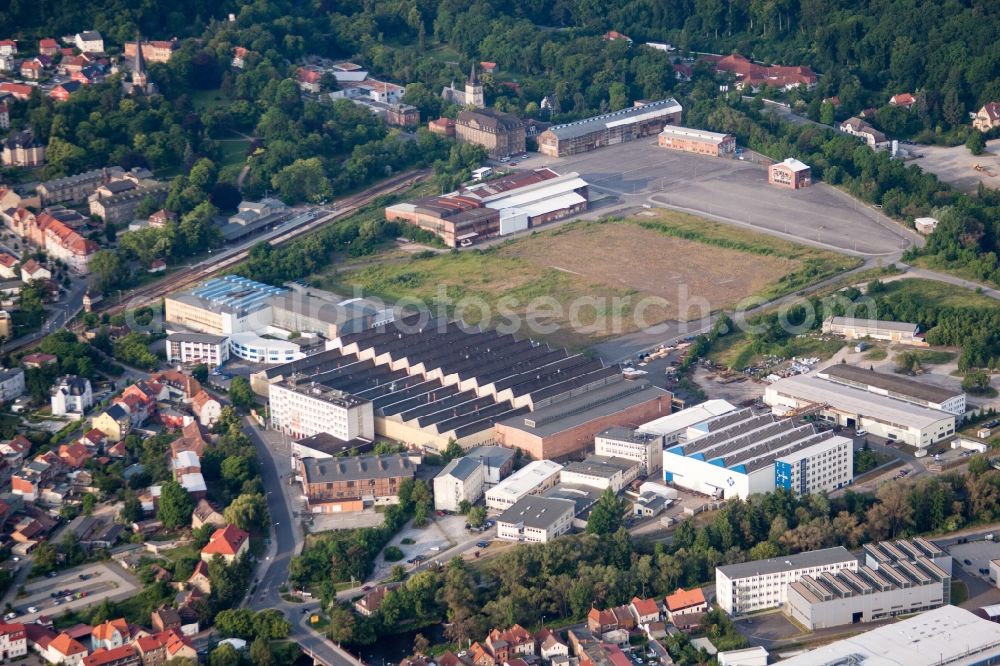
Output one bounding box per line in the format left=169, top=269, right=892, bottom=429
left=964, top=559, right=973, bottom=565
left=27, top=607, right=37, bottom=614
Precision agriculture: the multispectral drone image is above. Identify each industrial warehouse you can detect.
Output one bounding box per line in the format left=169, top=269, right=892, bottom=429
left=383, top=168, right=589, bottom=247
left=657, top=125, right=736, bottom=157
left=815, top=363, right=966, bottom=416
left=764, top=373, right=957, bottom=447
left=785, top=539, right=951, bottom=630
left=252, top=315, right=671, bottom=456
left=537, top=98, right=683, bottom=157
left=661, top=408, right=853, bottom=500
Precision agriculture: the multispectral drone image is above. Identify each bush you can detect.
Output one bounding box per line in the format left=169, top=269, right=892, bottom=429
left=383, top=546, right=404, bottom=562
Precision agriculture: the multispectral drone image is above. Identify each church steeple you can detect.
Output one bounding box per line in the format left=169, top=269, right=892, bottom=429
left=132, top=32, right=148, bottom=90
left=467, top=62, right=479, bottom=86
left=464, top=62, right=484, bottom=108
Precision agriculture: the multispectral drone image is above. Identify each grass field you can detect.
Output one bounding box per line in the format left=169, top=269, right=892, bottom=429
left=327, top=211, right=858, bottom=348
left=878, top=277, right=1000, bottom=310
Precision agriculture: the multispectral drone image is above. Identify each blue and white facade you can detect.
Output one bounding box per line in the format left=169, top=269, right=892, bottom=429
left=662, top=409, right=853, bottom=500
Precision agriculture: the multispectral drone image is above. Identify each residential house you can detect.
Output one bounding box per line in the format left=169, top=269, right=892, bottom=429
left=0, top=254, right=16, bottom=279
left=20, top=259, right=50, bottom=282
left=231, top=47, right=248, bottom=69
left=124, top=40, right=178, bottom=64
left=39, top=39, right=59, bottom=56
left=20, top=60, right=42, bottom=80
left=150, top=608, right=181, bottom=633
left=0, top=40, right=16, bottom=56
left=74, top=32, right=104, bottom=53
left=44, top=632, right=88, bottom=666
left=664, top=588, right=707, bottom=620
left=0, top=368, right=25, bottom=402
left=58, top=443, right=93, bottom=468
left=21, top=353, right=56, bottom=368
left=191, top=390, right=221, bottom=427
left=629, top=597, right=660, bottom=625
left=191, top=499, right=225, bottom=530
left=83, top=646, right=140, bottom=666
left=200, top=524, right=249, bottom=563
left=297, top=67, right=323, bottom=94
left=602, top=31, right=633, bottom=43
left=485, top=624, right=536, bottom=660
left=186, top=560, right=212, bottom=594
left=49, top=80, right=84, bottom=102
left=354, top=583, right=401, bottom=617
left=973, top=102, right=1000, bottom=133
left=0, top=622, right=26, bottom=660
left=0, top=102, right=8, bottom=130
left=51, top=376, right=93, bottom=415
left=0, top=83, right=33, bottom=101
left=2, top=129, right=45, bottom=167
left=92, top=404, right=131, bottom=441
left=170, top=421, right=210, bottom=458
left=889, top=93, right=916, bottom=109
left=707, top=53, right=817, bottom=91
left=838, top=117, right=890, bottom=149
left=134, top=629, right=195, bottom=666
left=538, top=632, right=568, bottom=661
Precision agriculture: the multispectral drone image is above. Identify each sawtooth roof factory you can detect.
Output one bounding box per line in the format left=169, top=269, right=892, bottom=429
left=662, top=407, right=853, bottom=500
left=384, top=167, right=589, bottom=247
left=252, top=315, right=671, bottom=457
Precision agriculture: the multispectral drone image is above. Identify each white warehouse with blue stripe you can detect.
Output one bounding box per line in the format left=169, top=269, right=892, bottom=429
left=661, top=408, right=853, bottom=500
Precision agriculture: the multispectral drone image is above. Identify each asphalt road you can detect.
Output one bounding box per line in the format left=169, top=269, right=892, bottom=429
left=6, top=277, right=89, bottom=353
left=243, top=419, right=363, bottom=666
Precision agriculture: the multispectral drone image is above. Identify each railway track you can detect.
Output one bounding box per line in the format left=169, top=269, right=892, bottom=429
left=97, top=170, right=427, bottom=317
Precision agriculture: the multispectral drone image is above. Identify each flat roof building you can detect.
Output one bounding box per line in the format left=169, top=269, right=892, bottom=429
left=663, top=408, right=853, bottom=500
left=594, top=427, right=664, bottom=476
left=716, top=546, right=857, bottom=615
left=560, top=455, right=641, bottom=493
left=269, top=378, right=374, bottom=442
left=822, top=316, right=922, bottom=344
left=765, top=374, right=956, bottom=448
left=778, top=605, right=1000, bottom=666
left=165, top=275, right=286, bottom=335
left=495, top=494, right=575, bottom=543
left=485, top=460, right=563, bottom=511
left=638, top=399, right=736, bottom=445
left=817, top=363, right=965, bottom=416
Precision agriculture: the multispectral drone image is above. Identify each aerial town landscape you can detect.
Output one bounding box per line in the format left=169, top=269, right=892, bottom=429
left=1, top=2, right=1000, bottom=666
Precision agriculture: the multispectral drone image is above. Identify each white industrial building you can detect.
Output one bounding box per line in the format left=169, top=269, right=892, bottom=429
left=786, top=539, right=951, bottom=630
left=268, top=378, right=375, bottom=442
left=778, top=605, right=1000, bottom=666
left=816, top=363, right=966, bottom=416
left=662, top=408, right=853, bottom=500
left=485, top=459, right=563, bottom=510
left=594, top=427, right=664, bottom=475
left=495, top=494, right=575, bottom=543
left=765, top=374, right=956, bottom=448
left=559, top=455, right=640, bottom=493
left=638, top=399, right=736, bottom=445
left=479, top=172, right=590, bottom=236
left=717, top=647, right=768, bottom=666
left=716, top=546, right=858, bottom=615
left=433, top=457, right=486, bottom=512
left=465, top=446, right=516, bottom=487
left=822, top=316, right=922, bottom=344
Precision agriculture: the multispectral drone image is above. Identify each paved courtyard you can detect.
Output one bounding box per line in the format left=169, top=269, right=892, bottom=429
left=911, top=138, right=1000, bottom=193
left=517, top=140, right=918, bottom=257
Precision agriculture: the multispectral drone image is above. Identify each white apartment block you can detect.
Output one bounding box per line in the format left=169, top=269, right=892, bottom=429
left=716, top=546, right=858, bottom=615
left=269, top=380, right=374, bottom=442
left=485, top=459, right=563, bottom=511
left=166, top=332, right=230, bottom=368
left=496, top=495, right=575, bottom=543
left=595, top=427, right=664, bottom=475
left=0, top=368, right=24, bottom=403
left=775, top=434, right=853, bottom=495
left=433, top=457, right=486, bottom=512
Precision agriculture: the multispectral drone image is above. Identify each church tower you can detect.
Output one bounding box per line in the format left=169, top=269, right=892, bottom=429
left=464, top=62, right=484, bottom=108
left=131, top=33, right=149, bottom=92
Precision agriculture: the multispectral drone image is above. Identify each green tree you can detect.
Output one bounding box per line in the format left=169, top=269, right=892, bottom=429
left=467, top=505, right=486, bottom=528
left=250, top=638, right=275, bottom=666
left=967, top=131, right=987, bottom=156
left=229, top=377, right=256, bottom=412
left=383, top=546, right=404, bottom=561
left=962, top=370, right=992, bottom=394
left=271, top=158, right=331, bottom=204
left=87, top=250, right=126, bottom=292
left=223, top=493, right=269, bottom=533
left=191, top=363, right=209, bottom=382
left=157, top=480, right=195, bottom=528
left=586, top=488, right=626, bottom=535
left=442, top=439, right=464, bottom=462
left=819, top=101, right=835, bottom=125
left=208, top=644, right=241, bottom=666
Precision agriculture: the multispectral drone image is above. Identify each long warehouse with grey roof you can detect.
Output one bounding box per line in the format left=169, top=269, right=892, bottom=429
left=537, top=98, right=683, bottom=157
left=255, top=314, right=671, bottom=456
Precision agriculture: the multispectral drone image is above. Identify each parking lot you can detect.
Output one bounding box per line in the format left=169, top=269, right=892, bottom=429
left=9, top=562, right=140, bottom=624
left=368, top=513, right=484, bottom=581
left=949, top=540, right=1000, bottom=583
left=516, top=140, right=916, bottom=257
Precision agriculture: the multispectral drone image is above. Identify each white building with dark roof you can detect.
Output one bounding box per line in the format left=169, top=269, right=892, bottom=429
left=716, top=546, right=858, bottom=615
left=485, top=459, right=563, bottom=510
left=50, top=375, right=93, bottom=416
left=496, top=494, right=575, bottom=543
left=822, top=316, right=922, bottom=343
left=434, top=456, right=486, bottom=512
left=816, top=364, right=965, bottom=416
left=594, top=427, right=664, bottom=475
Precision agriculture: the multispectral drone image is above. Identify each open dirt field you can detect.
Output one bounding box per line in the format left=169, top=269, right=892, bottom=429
left=329, top=212, right=856, bottom=348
